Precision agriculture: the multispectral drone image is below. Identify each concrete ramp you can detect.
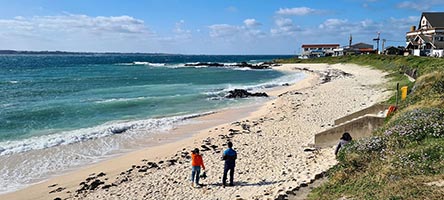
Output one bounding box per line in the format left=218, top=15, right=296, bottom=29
left=315, top=104, right=389, bottom=148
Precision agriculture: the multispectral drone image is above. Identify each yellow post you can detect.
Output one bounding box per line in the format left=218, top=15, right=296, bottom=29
left=401, top=86, right=408, bottom=100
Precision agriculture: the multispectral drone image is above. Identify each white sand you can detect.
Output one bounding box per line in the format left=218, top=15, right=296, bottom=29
left=1, top=63, right=391, bottom=200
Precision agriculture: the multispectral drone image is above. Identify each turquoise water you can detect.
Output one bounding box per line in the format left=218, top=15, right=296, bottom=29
left=2, top=59, right=274, bottom=139
left=0, top=54, right=304, bottom=194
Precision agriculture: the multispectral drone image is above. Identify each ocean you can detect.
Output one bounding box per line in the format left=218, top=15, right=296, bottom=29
left=0, top=54, right=304, bottom=193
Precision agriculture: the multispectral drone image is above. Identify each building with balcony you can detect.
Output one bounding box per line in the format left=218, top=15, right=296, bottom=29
left=301, top=44, right=340, bottom=57
left=406, top=12, right=444, bottom=57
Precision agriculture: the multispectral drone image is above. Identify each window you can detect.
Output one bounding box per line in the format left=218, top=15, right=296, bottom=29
left=304, top=48, right=308, bottom=51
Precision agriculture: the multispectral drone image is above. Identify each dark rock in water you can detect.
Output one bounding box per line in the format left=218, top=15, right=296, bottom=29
left=230, top=62, right=252, bottom=67
left=228, top=62, right=272, bottom=69
left=184, top=61, right=273, bottom=69
left=110, top=126, right=129, bottom=134
left=282, top=83, right=290, bottom=86
left=226, top=89, right=268, bottom=98
left=185, top=62, right=224, bottom=67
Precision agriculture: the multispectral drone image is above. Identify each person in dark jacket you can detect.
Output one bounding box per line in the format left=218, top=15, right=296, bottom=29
left=335, top=132, right=352, bottom=156
left=222, top=141, right=237, bottom=186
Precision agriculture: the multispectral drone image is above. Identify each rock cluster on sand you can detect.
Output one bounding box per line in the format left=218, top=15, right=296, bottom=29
left=33, top=63, right=390, bottom=200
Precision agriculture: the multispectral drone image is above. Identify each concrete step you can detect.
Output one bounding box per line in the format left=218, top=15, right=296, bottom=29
left=315, top=114, right=385, bottom=148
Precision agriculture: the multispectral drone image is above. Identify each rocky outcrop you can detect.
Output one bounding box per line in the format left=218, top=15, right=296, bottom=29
left=226, top=89, right=268, bottom=98
left=184, top=62, right=224, bottom=67
left=184, top=61, right=281, bottom=69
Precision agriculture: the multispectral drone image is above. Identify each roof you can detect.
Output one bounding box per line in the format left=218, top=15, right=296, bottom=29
left=422, top=12, right=444, bottom=28
left=302, top=44, right=340, bottom=48
left=351, top=42, right=373, bottom=49
left=414, top=34, right=436, bottom=48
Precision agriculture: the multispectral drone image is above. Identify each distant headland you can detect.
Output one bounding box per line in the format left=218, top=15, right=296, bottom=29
left=0, top=50, right=172, bottom=55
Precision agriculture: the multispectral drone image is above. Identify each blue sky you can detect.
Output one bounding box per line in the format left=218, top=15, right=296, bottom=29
left=0, top=0, right=443, bottom=54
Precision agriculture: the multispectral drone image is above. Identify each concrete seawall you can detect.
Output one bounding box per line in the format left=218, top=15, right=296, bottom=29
left=334, top=104, right=388, bottom=125
left=315, top=115, right=386, bottom=148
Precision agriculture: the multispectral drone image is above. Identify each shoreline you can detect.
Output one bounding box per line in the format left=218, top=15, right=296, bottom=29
left=0, top=68, right=303, bottom=195
left=0, top=65, right=307, bottom=199
left=1, top=63, right=391, bottom=200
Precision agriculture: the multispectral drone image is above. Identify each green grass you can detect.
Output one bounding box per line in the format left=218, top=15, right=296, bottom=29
left=277, top=55, right=444, bottom=199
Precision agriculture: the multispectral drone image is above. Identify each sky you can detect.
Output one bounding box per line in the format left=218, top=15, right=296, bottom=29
left=0, top=0, right=443, bottom=54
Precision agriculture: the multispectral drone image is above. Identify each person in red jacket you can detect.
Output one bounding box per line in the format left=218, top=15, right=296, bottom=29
left=190, top=148, right=205, bottom=188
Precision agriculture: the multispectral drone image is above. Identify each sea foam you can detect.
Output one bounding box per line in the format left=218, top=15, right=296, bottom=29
left=0, top=112, right=211, bottom=156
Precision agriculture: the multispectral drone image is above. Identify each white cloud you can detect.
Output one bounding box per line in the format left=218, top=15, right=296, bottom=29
left=276, top=7, right=317, bottom=16
left=396, top=0, right=444, bottom=11
left=208, top=20, right=265, bottom=39
left=208, top=24, right=242, bottom=38
left=243, top=18, right=261, bottom=28
left=317, top=18, right=383, bottom=34
left=0, top=14, right=156, bottom=52
left=270, top=18, right=302, bottom=36
left=294, top=16, right=417, bottom=48
left=0, top=14, right=150, bottom=35
left=173, top=20, right=192, bottom=39
left=319, top=19, right=349, bottom=29
left=397, top=1, right=430, bottom=10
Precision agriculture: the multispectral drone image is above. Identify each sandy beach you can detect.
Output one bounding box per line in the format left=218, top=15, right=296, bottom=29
left=2, top=63, right=391, bottom=200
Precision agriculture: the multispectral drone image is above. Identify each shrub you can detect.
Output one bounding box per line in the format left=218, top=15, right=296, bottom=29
left=392, top=141, right=444, bottom=175
left=337, top=136, right=387, bottom=169
left=384, top=108, right=444, bottom=141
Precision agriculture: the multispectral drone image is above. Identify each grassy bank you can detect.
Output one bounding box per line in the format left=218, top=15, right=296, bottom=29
left=279, top=55, right=444, bottom=199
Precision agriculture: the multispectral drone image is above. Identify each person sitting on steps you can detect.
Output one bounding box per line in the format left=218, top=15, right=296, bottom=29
left=335, top=132, right=353, bottom=156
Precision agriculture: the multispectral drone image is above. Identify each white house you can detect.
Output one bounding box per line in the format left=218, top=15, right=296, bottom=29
left=301, top=44, right=340, bottom=57
left=406, top=12, right=444, bottom=57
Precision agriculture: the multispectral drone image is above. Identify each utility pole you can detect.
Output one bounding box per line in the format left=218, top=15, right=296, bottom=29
left=349, top=34, right=352, bottom=49
left=382, top=39, right=386, bottom=54
left=373, top=32, right=380, bottom=54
